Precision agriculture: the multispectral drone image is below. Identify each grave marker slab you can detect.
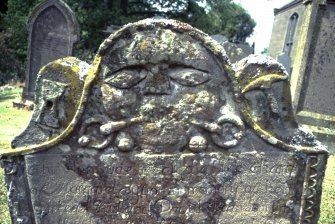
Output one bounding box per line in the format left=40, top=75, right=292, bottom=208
left=23, top=0, right=79, bottom=99
left=222, top=42, right=254, bottom=63
left=277, top=52, right=292, bottom=76
left=1, top=19, right=328, bottom=224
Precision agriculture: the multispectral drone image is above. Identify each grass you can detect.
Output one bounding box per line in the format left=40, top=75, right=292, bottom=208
left=0, top=88, right=32, bottom=150
left=0, top=88, right=334, bottom=223
left=0, top=168, right=10, bottom=224
left=319, top=155, right=335, bottom=224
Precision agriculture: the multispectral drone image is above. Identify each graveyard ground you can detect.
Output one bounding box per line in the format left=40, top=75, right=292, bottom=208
left=0, top=87, right=334, bottom=223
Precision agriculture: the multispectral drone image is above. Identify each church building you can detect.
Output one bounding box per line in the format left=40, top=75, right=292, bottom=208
left=269, top=0, right=335, bottom=152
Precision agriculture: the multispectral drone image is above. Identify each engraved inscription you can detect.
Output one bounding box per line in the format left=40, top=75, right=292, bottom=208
left=24, top=152, right=302, bottom=223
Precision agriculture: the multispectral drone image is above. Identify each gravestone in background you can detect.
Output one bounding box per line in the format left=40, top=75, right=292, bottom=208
left=222, top=42, right=254, bottom=64
left=210, top=34, right=254, bottom=64
left=211, top=34, right=228, bottom=44
left=277, top=52, right=292, bottom=76
left=1, top=19, right=328, bottom=224
left=23, top=0, right=79, bottom=99
left=103, top=24, right=122, bottom=37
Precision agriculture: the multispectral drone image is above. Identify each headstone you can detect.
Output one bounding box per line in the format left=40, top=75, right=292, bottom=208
left=23, top=0, right=79, bottom=99
left=211, top=34, right=254, bottom=64
left=1, top=19, right=328, bottom=224
left=211, top=34, right=228, bottom=44
left=222, top=42, right=254, bottom=63
left=277, top=52, right=292, bottom=75
left=103, top=24, right=122, bottom=36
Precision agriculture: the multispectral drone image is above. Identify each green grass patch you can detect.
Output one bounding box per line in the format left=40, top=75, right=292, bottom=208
left=0, top=88, right=334, bottom=223
left=0, top=88, right=32, bottom=150
left=319, top=155, right=335, bottom=224
left=0, top=168, right=11, bottom=224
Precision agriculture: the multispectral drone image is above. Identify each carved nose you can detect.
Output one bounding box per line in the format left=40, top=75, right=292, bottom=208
left=143, top=72, right=171, bottom=95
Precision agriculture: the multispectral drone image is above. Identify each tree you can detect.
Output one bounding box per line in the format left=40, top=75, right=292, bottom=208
left=207, top=0, right=255, bottom=42
left=107, top=0, right=255, bottom=42
left=0, top=31, right=23, bottom=85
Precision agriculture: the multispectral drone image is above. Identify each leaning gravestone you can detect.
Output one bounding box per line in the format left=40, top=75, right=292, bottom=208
left=23, top=0, right=79, bottom=99
left=222, top=41, right=254, bottom=63
left=277, top=51, right=292, bottom=76
left=1, top=19, right=328, bottom=224
left=210, top=35, right=254, bottom=64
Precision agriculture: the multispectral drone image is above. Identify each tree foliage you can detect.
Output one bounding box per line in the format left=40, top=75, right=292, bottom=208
left=0, top=0, right=255, bottom=83
left=0, top=31, right=23, bottom=85
left=208, top=0, right=256, bottom=43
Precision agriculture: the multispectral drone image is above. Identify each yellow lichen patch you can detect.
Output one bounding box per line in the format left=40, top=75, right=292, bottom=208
left=225, top=64, right=237, bottom=85
left=307, top=125, right=335, bottom=136
left=297, top=111, right=335, bottom=123
left=143, top=123, right=159, bottom=134
left=101, top=83, right=115, bottom=96
left=234, top=71, right=242, bottom=80
left=160, top=29, right=176, bottom=48
left=182, top=93, right=197, bottom=104
left=140, top=40, right=148, bottom=50
left=40, top=58, right=85, bottom=126
left=194, top=90, right=216, bottom=106
left=241, top=73, right=287, bottom=93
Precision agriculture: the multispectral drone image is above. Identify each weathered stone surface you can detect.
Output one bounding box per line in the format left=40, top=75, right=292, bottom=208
left=300, top=5, right=335, bottom=116
left=13, top=57, right=90, bottom=149
left=0, top=19, right=328, bottom=224
left=15, top=150, right=325, bottom=224
left=23, top=0, right=79, bottom=99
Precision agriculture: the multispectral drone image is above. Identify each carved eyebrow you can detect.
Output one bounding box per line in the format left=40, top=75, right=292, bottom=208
left=168, top=64, right=210, bottom=73
left=103, top=64, right=147, bottom=78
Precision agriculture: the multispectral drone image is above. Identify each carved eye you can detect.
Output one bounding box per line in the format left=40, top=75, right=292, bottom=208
left=104, top=70, right=146, bottom=89
left=169, top=68, right=210, bottom=86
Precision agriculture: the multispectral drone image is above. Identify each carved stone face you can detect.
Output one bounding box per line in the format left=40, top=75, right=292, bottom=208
left=98, top=25, right=244, bottom=153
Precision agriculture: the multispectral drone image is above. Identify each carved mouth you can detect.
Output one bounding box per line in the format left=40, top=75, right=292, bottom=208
left=78, top=108, right=245, bottom=153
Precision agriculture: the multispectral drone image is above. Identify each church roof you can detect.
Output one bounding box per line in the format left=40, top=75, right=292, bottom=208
left=274, top=0, right=303, bottom=15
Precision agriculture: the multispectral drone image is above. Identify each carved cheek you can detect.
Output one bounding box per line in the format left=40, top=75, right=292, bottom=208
left=176, top=90, right=219, bottom=119
left=101, top=84, right=138, bottom=119
left=194, top=90, right=219, bottom=113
